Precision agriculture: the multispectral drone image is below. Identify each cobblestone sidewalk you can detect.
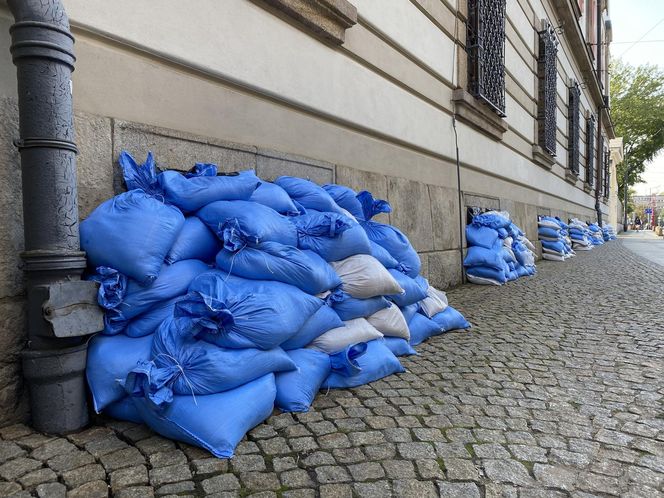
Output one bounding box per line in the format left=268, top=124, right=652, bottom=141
left=0, top=240, right=662, bottom=497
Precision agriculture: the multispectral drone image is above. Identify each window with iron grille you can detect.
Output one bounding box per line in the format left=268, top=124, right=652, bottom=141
left=467, top=0, right=507, bottom=116
left=586, top=115, right=595, bottom=185
left=537, top=21, right=558, bottom=156
left=567, top=82, right=581, bottom=175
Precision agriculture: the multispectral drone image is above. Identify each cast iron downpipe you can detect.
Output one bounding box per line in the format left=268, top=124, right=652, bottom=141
left=594, top=0, right=603, bottom=226
left=8, top=0, right=102, bottom=434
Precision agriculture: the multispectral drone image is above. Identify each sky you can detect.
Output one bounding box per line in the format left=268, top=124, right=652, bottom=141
left=610, top=0, right=664, bottom=194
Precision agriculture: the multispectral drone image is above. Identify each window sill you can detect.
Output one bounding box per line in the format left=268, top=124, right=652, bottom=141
left=452, top=89, right=508, bottom=141
left=583, top=183, right=593, bottom=193
left=565, top=169, right=579, bottom=185
left=255, top=0, right=357, bottom=45
left=532, top=144, right=555, bottom=170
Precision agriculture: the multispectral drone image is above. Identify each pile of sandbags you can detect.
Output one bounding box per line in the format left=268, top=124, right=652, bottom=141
left=587, top=223, right=605, bottom=245
left=568, top=218, right=594, bottom=251
left=538, top=216, right=575, bottom=261
left=83, top=151, right=470, bottom=458
left=602, top=224, right=617, bottom=241
left=463, top=211, right=536, bottom=285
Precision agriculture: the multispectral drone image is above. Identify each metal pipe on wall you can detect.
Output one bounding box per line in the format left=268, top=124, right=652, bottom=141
left=8, top=0, right=102, bottom=434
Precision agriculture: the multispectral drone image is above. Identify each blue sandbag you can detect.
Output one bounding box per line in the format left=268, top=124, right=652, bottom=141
left=465, top=266, right=507, bottom=284
left=185, top=270, right=323, bottom=350
left=361, top=221, right=421, bottom=277
left=328, top=343, right=367, bottom=377
left=104, top=397, right=143, bottom=424
left=400, top=303, right=419, bottom=323
left=541, top=240, right=566, bottom=253
left=86, top=334, right=154, bottom=412
left=158, top=169, right=260, bottom=213
left=291, top=212, right=371, bottom=262
left=165, top=217, right=220, bottom=264
left=197, top=200, right=298, bottom=251
left=81, top=190, right=185, bottom=285
left=132, top=373, right=276, bottom=459
left=463, top=246, right=506, bottom=271
left=275, top=349, right=331, bottom=412
left=125, top=296, right=181, bottom=338
left=89, top=267, right=127, bottom=310
left=356, top=191, right=392, bottom=221
left=369, top=241, right=399, bottom=269
left=387, top=270, right=428, bottom=307
left=537, top=226, right=560, bottom=239
left=249, top=181, right=300, bottom=215
left=100, top=260, right=209, bottom=335
left=215, top=242, right=340, bottom=295
left=281, top=305, right=344, bottom=350
left=431, top=306, right=471, bottom=332
left=124, top=317, right=295, bottom=406
left=322, top=184, right=364, bottom=220
left=118, top=150, right=160, bottom=195
left=383, top=337, right=418, bottom=356
left=466, top=225, right=499, bottom=249
left=325, top=290, right=391, bottom=321
left=407, top=313, right=442, bottom=346
left=321, top=339, right=404, bottom=389
left=472, top=212, right=511, bottom=230
left=275, top=176, right=345, bottom=214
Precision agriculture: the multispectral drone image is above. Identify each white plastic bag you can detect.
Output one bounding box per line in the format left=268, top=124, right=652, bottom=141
left=331, top=254, right=403, bottom=299
left=418, top=286, right=448, bottom=318
left=307, top=318, right=383, bottom=354
left=367, top=305, right=409, bottom=340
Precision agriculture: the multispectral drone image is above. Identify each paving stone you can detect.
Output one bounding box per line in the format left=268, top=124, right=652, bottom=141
left=239, top=472, right=281, bottom=492
left=283, top=490, right=316, bottom=498
left=62, top=463, right=106, bottom=488
left=67, top=479, right=109, bottom=498
left=0, top=457, right=43, bottom=480
left=279, top=468, right=315, bottom=488
left=85, top=436, right=128, bottom=457
left=110, top=465, right=148, bottom=489
left=30, top=438, right=77, bottom=460
left=436, top=481, right=481, bottom=498
left=482, top=459, right=534, bottom=486
left=319, top=483, right=353, bottom=498
left=302, top=451, right=335, bottom=466
left=533, top=464, right=577, bottom=491
left=272, top=456, right=298, bottom=472
left=397, top=442, right=436, bottom=459
left=115, top=486, right=155, bottom=498
left=0, top=441, right=25, bottom=463
left=0, top=424, right=32, bottom=440
left=35, top=482, right=66, bottom=498
left=155, top=481, right=195, bottom=496
left=347, top=461, right=384, bottom=481
left=382, top=459, right=416, bottom=479
left=148, top=463, right=192, bottom=487
left=99, top=447, right=145, bottom=472
left=363, top=443, right=396, bottom=460
left=352, top=481, right=392, bottom=498
left=314, top=465, right=351, bottom=484
left=415, top=458, right=444, bottom=479
left=508, top=444, right=548, bottom=462
left=332, top=447, right=366, bottom=464
left=392, top=479, right=438, bottom=498
left=135, top=436, right=175, bottom=455
left=16, top=434, right=55, bottom=450
left=474, top=443, right=510, bottom=459
left=148, top=450, right=187, bottom=468
left=201, top=473, right=241, bottom=494
left=231, top=454, right=266, bottom=472
left=18, top=467, right=57, bottom=488
left=67, top=427, right=114, bottom=446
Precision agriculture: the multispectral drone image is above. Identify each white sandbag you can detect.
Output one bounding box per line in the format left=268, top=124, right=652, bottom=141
left=542, top=252, right=565, bottom=262
left=307, top=318, right=383, bottom=354
left=418, top=286, right=448, bottom=318
left=522, top=238, right=536, bottom=252
left=466, top=274, right=502, bottom=286
left=542, top=247, right=564, bottom=255
left=538, top=235, right=560, bottom=242
left=366, top=305, right=409, bottom=340
left=330, top=254, right=403, bottom=299
left=538, top=219, right=560, bottom=229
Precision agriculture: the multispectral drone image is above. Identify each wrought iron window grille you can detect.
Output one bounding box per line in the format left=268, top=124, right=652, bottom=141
left=537, top=20, right=558, bottom=156
left=467, top=0, right=507, bottom=117
left=567, top=82, right=581, bottom=175
left=586, top=115, right=595, bottom=185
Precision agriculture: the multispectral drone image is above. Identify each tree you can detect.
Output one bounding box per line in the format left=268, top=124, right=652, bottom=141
left=610, top=60, right=664, bottom=196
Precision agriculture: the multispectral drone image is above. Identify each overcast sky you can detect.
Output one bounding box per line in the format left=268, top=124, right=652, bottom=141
left=611, top=0, right=664, bottom=194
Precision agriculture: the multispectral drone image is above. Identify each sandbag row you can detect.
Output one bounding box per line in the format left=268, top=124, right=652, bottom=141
left=538, top=216, right=575, bottom=262
left=464, top=211, right=536, bottom=285
left=83, top=151, right=470, bottom=458
left=602, top=224, right=617, bottom=241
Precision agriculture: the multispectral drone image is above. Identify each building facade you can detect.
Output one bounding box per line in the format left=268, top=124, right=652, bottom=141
left=0, top=0, right=616, bottom=423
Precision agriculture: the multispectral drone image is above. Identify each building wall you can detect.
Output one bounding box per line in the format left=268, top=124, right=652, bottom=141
left=0, top=0, right=611, bottom=424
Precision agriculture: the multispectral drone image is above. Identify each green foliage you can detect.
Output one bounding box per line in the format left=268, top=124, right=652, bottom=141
left=610, top=60, right=664, bottom=194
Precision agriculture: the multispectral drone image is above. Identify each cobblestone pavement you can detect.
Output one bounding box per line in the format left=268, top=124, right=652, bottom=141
left=1, top=240, right=663, bottom=498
